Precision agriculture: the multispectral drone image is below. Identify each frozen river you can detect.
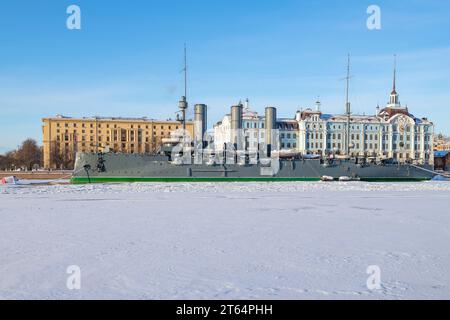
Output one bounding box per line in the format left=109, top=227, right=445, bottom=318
left=1, top=181, right=450, bottom=299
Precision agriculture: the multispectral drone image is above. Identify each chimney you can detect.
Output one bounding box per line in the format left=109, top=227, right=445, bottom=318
left=265, top=107, right=277, bottom=157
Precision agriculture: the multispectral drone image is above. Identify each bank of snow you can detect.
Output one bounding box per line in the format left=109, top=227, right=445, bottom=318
left=1, top=182, right=450, bottom=299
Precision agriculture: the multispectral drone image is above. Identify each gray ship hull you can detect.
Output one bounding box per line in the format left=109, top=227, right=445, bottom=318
left=71, top=153, right=435, bottom=183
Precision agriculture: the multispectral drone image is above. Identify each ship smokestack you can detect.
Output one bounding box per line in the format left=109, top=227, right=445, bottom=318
left=265, top=107, right=277, bottom=157
left=230, top=103, right=243, bottom=150
left=194, top=104, right=208, bottom=148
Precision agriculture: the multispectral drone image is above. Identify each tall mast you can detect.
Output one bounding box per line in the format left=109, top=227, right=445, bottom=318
left=345, top=54, right=351, bottom=156
left=178, top=44, right=188, bottom=132
left=184, top=43, right=188, bottom=101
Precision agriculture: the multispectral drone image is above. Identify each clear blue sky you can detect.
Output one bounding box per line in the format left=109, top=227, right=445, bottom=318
left=1, top=0, right=449, bottom=153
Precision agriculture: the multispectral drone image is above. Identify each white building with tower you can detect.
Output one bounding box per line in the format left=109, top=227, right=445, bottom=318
left=212, top=67, right=434, bottom=165
left=213, top=99, right=298, bottom=152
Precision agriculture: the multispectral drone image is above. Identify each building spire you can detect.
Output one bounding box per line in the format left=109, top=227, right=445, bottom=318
left=392, top=54, right=397, bottom=94
left=389, top=54, right=400, bottom=106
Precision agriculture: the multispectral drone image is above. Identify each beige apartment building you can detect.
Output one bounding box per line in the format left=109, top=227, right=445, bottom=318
left=434, top=135, right=450, bottom=151
left=42, top=115, right=194, bottom=169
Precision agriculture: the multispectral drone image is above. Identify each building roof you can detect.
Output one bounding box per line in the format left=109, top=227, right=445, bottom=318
left=435, top=150, right=450, bottom=158
left=43, top=115, right=190, bottom=123
left=378, top=106, right=409, bottom=118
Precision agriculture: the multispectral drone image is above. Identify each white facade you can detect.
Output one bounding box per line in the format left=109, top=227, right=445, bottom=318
left=213, top=100, right=298, bottom=152
left=297, top=88, right=434, bottom=165
left=212, top=88, right=434, bottom=165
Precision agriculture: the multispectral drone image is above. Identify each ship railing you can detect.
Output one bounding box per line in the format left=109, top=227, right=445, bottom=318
left=408, top=164, right=449, bottom=178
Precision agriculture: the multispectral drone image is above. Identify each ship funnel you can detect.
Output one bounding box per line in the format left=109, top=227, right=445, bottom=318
left=230, top=103, right=244, bottom=150
left=265, top=107, right=277, bottom=157
left=194, top=104, right=208, bottom=148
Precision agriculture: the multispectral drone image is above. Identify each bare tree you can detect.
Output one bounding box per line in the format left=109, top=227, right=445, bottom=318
left=15, top=139, right=42, bottom=170
left=0, top=155, right=7, bottom=170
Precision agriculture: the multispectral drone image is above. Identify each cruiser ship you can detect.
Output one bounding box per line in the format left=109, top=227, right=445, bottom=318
left=71, top=55, right=437, bottom=183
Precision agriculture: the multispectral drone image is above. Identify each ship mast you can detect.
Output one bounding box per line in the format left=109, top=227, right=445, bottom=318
left=345, top=54, right=352, bottom=157
left=184, top=43, right=188, bottom=104
left=178, top=44, right=188, bottom=132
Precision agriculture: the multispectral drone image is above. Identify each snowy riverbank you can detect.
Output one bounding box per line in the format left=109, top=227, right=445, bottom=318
left=1, top=181, right=450, bottom=299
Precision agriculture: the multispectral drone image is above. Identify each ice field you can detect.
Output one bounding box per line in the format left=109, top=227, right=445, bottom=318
left=1, top=181, right=450, bottom=299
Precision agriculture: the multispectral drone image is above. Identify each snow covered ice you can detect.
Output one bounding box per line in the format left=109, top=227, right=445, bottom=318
left=1, top=181, right=450, bottom=299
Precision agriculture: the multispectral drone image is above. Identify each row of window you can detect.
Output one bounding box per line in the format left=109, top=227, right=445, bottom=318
left=305, top=142, right=430, bottom=151
left=55, top=122, right=180, bottom=130
left=306, top=123, right=430, bottom=133
left=280, top=142, right=297, bottom=149
left=280, top=133, right=297, bottom=139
